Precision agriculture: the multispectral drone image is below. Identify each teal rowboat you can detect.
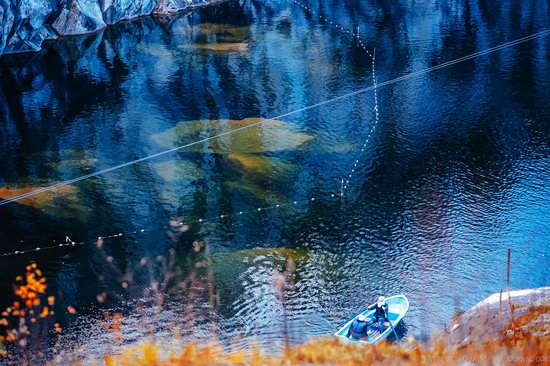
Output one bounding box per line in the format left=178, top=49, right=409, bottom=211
left=334, top=295, right=409, bottom=344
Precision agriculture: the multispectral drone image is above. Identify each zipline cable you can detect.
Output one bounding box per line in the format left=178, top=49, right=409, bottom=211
left=1, top=29, right=548, bottom=207
left=1, top=1, right=378, bottom=258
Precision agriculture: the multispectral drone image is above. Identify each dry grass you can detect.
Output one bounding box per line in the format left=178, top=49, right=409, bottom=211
left=100, top=331, right=549, bottom=366
left=2, top=261, right=549, bottom=365
left=100, top=300, right=550, bottom=365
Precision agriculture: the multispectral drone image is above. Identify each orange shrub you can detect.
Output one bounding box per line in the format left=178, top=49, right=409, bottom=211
left=0, top=263, right=62, bottom=359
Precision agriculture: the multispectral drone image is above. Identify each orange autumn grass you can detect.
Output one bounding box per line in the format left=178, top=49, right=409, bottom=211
left=101, top=304, right=550, bottom=366
left=102, top=331, right=548, bottom=366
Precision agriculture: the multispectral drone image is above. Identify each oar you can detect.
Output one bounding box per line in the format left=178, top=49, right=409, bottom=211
left=321, top=317, right=339, bottom=330
left=316, top=302, right=371, bottom=337
left=305, top=315, right=358, bottom=338
left=384, top=308, right=400, bottom=341
left=316, top=302, right=356, bottom=331
left=388, top=319, right=400, bottom=341
left=305, top=318, right=335, bottom=335
left=317, top=307, right=359, bottom=339
left=305, top=306, right=341, bottom=333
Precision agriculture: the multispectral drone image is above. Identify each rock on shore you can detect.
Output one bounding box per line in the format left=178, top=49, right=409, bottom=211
left=447, top=287, right=550, bottom=345
left=0, top=0, right=218, bottom=55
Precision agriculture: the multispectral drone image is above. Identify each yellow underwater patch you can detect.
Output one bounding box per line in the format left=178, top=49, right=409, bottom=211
left=0, top=185, right=78, bottom=208
left=150, top=118, right=314, bottom=154
left=227, top=153, right=299, bottom=178
left=179, top=43, right=249, bottom=52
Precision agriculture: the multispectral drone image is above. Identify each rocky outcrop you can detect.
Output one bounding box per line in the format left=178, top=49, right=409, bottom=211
left=51, top=0, right=106, bottom=36
left=1, top=0, right=16, bottom=52
left=0, top=0, right=217, bottom=55
left=154, top=0, right=194, bottom=14
left=446, top=287, right=550, bottom=346
left=101, top=0, right=157, bottom=25
left=0, top=0, right=56, bottom=53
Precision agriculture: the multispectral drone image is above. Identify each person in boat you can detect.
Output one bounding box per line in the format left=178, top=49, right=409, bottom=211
left=366, top=296, right=388, bottom=332
left=347, top=314, right=370, bottom=339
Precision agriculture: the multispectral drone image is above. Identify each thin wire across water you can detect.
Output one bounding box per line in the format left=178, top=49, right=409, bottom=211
left=1, top=29, right=548, bottom=207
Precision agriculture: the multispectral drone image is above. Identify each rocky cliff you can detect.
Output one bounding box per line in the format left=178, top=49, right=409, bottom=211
left=0, top=0, right=220, bottom=55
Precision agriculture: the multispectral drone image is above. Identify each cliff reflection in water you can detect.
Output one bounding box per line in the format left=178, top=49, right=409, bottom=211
left=0, top=0, right=549, bottom=357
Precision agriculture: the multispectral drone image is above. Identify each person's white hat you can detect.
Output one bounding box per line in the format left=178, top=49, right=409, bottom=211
left=357, top=314, right=367, bottom=322
left=377, top=296, right=386, bottom=305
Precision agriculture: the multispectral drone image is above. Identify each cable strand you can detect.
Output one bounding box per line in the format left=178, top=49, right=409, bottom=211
left=1, top=29, right=548, bottom=206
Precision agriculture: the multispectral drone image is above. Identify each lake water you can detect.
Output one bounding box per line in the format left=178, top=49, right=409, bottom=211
left=0, top=0, right=549, bottom=358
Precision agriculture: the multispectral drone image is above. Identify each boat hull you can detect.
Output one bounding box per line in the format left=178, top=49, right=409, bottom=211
left=334, top=294, right=409, bottom=344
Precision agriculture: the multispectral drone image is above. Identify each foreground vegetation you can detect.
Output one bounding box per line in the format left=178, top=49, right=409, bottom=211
left=102, top=329, right=549, bottom=366
left=1, top=263, right=548, bottom=365
left=101, top=297, right=550, bottom=366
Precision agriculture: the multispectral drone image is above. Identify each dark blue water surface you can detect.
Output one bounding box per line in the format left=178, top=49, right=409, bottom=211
left=1, top=0, right=549, bottom=358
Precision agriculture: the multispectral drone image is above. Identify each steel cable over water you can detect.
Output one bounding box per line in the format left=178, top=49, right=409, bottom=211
left=0, top=0, right=378, bottom=258
left=1, top=29, right=548, bottom=206
left=0, top=1, right=377, bottom=258
left=1, top=30, right=549, bottom=259
left=291, top=0, right=382, bottom=194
